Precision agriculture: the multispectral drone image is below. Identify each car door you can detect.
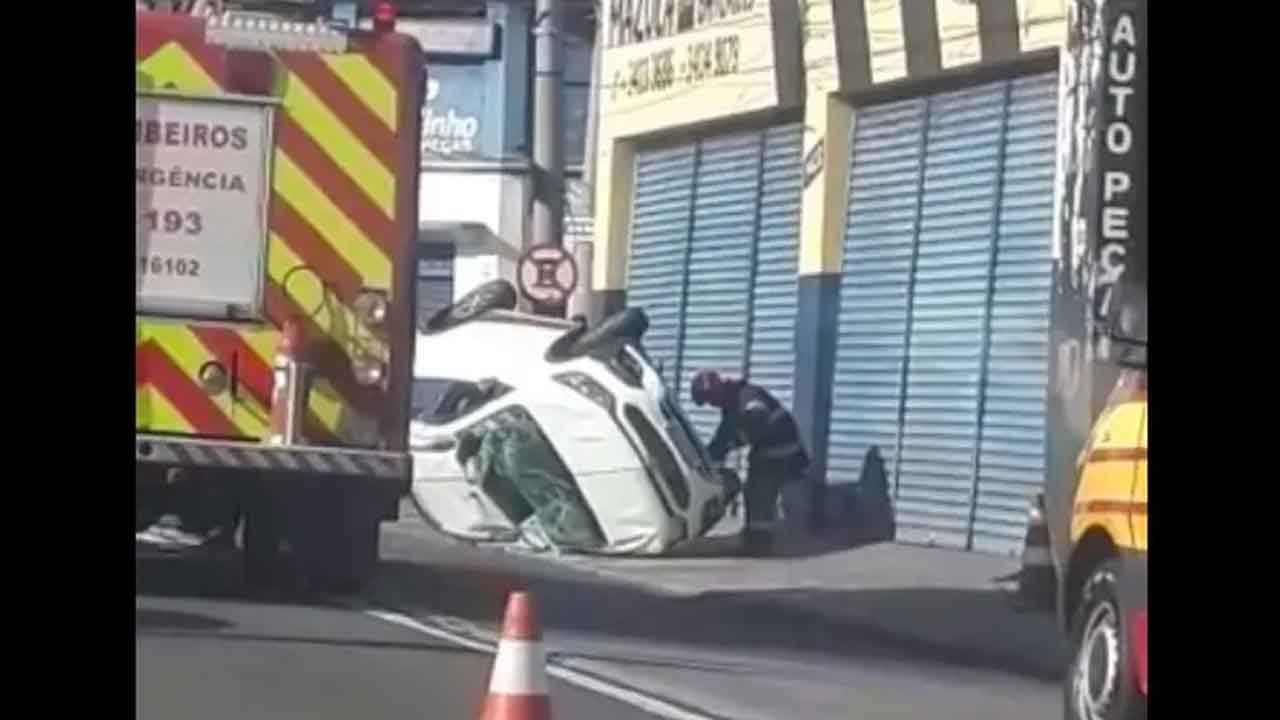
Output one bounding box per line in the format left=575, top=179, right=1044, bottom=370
left=408, top=380, right=519, bottom=542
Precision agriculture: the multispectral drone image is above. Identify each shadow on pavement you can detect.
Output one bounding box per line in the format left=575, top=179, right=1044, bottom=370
left=368, top=555, right=1066, bottom=683
left=136, top=607, right=234, bottom=632
left=135, top=546, right=348, bottom=610
left=136, top=524, right=1064, bottom=684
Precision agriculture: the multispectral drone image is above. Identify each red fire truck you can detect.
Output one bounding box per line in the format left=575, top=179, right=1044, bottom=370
left=135, top=2, right=424, bottom=591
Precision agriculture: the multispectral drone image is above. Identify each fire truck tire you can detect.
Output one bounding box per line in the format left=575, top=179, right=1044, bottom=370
left=295, top=497, right=380, bottom=595
left=424, top=279, right=517, bottom=333
left=242, top=502, right=281, bottom=588
left=1064, top=559, right=1145, bottom=720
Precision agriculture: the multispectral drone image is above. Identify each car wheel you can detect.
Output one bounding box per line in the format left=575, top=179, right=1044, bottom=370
left=546, top=307, right=649, bottom=361
left=424, top=279, right=517, bottom=333
left=1064, top=559, right=1146, bottom=720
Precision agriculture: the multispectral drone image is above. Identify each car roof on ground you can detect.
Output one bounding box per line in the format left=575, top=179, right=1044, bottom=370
left=415, top=310, right=578, bottom=384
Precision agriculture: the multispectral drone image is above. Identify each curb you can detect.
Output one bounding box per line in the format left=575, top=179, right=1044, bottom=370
left=749, top=593, right=1067, bottom=683
left=533, top=555, right=1065, bottom=682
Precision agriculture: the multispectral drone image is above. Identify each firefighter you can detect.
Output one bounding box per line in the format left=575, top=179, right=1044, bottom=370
left=691, top=370, right=810, bottom=556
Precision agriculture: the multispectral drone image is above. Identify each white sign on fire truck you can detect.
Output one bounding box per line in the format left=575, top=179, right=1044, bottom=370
left=136, top=91, right=277, bottom=320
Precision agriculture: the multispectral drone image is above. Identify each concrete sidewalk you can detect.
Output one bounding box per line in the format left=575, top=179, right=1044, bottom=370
left=395, top=497, right=1068, bottom=680
left=548, top=522, right=1069, bottom=681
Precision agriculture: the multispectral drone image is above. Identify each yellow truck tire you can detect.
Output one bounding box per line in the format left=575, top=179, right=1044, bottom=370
left=1064, top=559, right=1146, bottom=720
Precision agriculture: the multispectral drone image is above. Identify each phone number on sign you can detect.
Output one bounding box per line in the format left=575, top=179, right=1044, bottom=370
left=140, top=208, right=204, bottom=236
left=138, top=255, right=202, bottom=278
left=613, top=34, right=742, bottom=100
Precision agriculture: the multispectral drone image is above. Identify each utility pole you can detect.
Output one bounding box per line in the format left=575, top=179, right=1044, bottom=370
left=567, top=1, right=602, bottom=324
left=531, top=0, right=564, bottom=253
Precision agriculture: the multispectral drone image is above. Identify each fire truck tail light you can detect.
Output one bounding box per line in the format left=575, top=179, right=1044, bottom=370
left=354, top=289, right=390, bottom=327
left=352, top=354, right=386, bottom=387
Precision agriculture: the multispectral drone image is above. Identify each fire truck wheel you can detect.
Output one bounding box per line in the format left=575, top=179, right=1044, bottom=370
left=242, top=502, right=281, bottom=588
left=1064, top=559, right=1145, bottom=720
left=424, top=279, right=517, bottom=333
left=295, top=499, right=380, bottom=595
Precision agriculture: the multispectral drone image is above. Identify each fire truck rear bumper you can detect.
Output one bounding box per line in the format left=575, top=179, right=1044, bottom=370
left=136, top=434, right=410, bottom=490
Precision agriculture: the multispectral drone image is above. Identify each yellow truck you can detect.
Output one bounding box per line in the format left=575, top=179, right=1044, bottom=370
left=1061, top=356, right=1146, bottom=720
left=1030, top=1, right=1148, bottom=718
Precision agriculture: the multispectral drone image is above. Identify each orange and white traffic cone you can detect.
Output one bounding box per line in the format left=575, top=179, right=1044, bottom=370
left=1012, top=493, right=1056, bottom=612
left=478, top=591, right=552, bottom=720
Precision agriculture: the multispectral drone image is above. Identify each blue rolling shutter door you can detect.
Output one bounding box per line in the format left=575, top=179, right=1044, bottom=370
left=747, top=124, right=803, bottom=410
left=827, top=100, right=926, bottom=490
left=628, top=125, right=803, bottom=468
left=895, top=83, right=1007, bottom=549
left=971, top=74, right=1058, bottom=556
left=628, top=144, right=698, bottom=391
left=832, top=73, right=1057, bottom=553
left=678, top=132, right=760, bottom=440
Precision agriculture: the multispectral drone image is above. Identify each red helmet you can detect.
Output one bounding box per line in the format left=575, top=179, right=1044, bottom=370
left=691, top=369, right=724, bottom=407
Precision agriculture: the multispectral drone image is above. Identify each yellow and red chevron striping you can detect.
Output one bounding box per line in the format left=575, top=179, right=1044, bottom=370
left=275, top=114, right=398, bottom=264
left=137, top=340, right=240, bottom=438
left=279, top=52, right=399, bottom=185
left=135, top=11, right=420, bottom=448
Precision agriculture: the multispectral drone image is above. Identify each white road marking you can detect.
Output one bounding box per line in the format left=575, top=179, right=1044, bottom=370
left=363, top=608, right=723, bottom=720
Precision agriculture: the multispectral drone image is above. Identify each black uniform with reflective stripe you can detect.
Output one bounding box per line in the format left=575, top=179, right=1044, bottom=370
left=707, top=381, right=809, bottom=471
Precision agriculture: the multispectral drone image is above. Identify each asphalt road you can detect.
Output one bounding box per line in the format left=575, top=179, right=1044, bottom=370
left=136, top=553, right=661, bottom=720
left=137, top=518, right=1059, bottom=720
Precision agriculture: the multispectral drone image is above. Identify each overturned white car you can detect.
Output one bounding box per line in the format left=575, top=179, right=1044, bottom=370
left=408, top=280, right=740, bottom=555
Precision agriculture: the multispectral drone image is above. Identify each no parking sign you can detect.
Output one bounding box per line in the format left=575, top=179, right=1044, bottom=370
left=517, top=244, right=578, bottom=308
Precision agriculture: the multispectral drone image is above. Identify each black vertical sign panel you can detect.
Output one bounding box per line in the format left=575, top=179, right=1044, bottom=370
left=1095, top=0, right=1147, bottom=338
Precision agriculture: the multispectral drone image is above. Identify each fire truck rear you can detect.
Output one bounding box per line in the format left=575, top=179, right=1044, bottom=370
left=135, top=4, right=424, bottom=591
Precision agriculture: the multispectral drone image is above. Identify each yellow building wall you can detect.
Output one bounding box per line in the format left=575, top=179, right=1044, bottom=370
left=592, top=0, right=1070, bottom=290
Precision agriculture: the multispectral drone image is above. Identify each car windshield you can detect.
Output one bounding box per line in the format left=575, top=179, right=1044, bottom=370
left=460, top=405, right=606, bottom=551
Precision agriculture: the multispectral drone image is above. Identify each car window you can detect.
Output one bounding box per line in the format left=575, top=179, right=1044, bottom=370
left=412, top=377, right=511, bottom=426
left=660, top=394, right=715, bottom=473
left=459, top=405, right=606, bottom=551
left=625, top=404, right=692, bottom=510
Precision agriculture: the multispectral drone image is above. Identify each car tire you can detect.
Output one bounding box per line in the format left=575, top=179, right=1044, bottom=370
left=546, top=307, right=649, bottom=361
left=1064, top=558, right=1146, bottom=720
left=424, top=279, right=517, bottom=333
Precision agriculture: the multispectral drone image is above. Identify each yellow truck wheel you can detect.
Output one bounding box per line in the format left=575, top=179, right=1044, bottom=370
left=1064, top=559, right=1146, bottom=720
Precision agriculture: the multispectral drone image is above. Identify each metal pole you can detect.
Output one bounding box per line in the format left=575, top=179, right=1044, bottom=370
left=581, top=4, right=601, bottom=204
left=532, top=0, right=565, bottom=251
left=567, top=3, right=602, bottom=324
